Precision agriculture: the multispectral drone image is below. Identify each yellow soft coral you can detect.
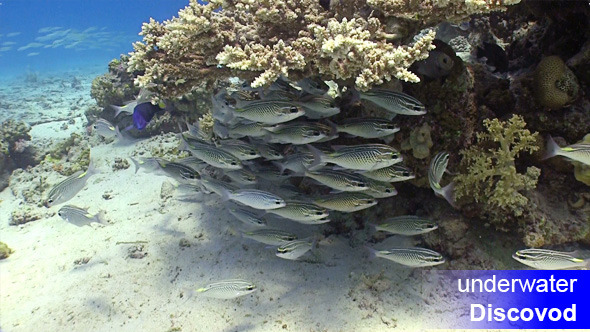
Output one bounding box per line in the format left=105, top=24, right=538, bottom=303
left=454, top=115, right=541, bottom=226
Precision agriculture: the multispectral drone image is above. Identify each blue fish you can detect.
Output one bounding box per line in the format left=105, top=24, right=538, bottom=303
left=132, top=102, right=161, bottom=130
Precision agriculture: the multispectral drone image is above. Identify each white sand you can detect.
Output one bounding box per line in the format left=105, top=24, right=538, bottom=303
left=0, top=73, right=462, bottom=332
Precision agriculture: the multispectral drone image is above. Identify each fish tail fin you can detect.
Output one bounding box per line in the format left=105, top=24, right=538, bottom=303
left=86, top=156, right=100, bottom=177
left=271, top=161, right=287, bottom=175
left=219, top=186, right=231, bottom=203
left=129, top=157, right=141, bottom=174
left=95, top=210, right=108, bottom=225
left=324, top=119, right=339, bottom=137
left=440, top=181, right=458, bottom=209
left=213, top=121, right=229, bottom=139
left=543, top=135, right=561, bottom=160
left=111, top=104, right=125, bottom=118
left=365, top=246, right=379, bottom=260
left=367, top=223, right=378, bottom=232
left=382, top=134, right=395, bottom=144
left=306, top=144, right=326, bottom=170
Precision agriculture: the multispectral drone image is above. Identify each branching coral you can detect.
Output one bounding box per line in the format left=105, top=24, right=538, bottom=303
left=454, top=115, right=541, bottom=226
left=129, top=0, right=489, bottom=98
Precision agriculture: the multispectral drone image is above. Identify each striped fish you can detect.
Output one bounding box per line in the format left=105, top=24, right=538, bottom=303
left=362, top=178, right=397, bottom=198
left=242, top=229, right=298, bottom=246
left=544, top=135, right=590, bottom=166
left=264, top=122, right=332, bottom=145
left=58, top=205, right=106, bottom=227
left=360, top=164, right=415, bottom=183
left=222, top=189, right=286, bottom=210
left=46, top=161, right=98, bottom=207
left=368, top=247, right=445, bottom=267
left=265, top=201, right=329, bottom=224
left=232, top=100, right=305, bottom=124
left=304, top=169, right=368, bottom=192
left=196, top=279, right=257, bottom=299
left=308, top=144, right=402, bottom=171
left=512, top=249, right=588, bottom=270
left=372, top=215, right=438, bottom=236
left=92, top=118, right=117, bottom=138
left=276, top=239, right=314, bottom=260
left=182, top=140, right=242, bottom=170
left=314, top=192, right=377, bottom=212
left=227, top=206, right=266, bottom=227
left=217, top=140, right=260, bottom=161
left=428, top=152, right=455, bottom=207
left=334, top=118, right=400, bottom=139
left=359, top=90, right=426, bottom=117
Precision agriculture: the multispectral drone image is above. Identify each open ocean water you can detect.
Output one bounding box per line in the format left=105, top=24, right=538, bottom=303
left=0, top=0, right=194, bottom=78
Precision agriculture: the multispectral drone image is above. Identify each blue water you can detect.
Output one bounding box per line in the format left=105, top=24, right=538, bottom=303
left=0, top=0, right=195, bottom=78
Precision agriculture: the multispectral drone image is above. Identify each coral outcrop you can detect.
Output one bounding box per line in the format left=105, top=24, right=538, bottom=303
left=533, top=56, right=579, bottom=110
left=454, top=115, right=541, bottom=227
left=127, top=0, right=519, bottom=99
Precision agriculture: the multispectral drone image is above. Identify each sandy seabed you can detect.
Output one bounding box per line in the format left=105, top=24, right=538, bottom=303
left=0, top=69, right=489, bottom=332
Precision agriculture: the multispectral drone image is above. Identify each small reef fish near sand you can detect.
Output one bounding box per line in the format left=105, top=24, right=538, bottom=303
left=195, top=279, right=257, bottom=299
left=46, top=160, right=98, bottom=207
left=512, top=248, right=589, bottom=270
left=221, top=188, right=286, bottom=210
left=92, top=118, right=117, bottom=138
left=58, top=205, right=106, bottom=227
left=276, top=239, right=314, bottom=260
left=242, top=229, right=298, bottom=246
left=367, top=247, right=446, bottom=267
left=265, top=201, right=329, bottom=224
left=371, top=215, right=438, bottom=236
left=544, top=135, right=590, bottom=165
left=308, top=144, right=402, bottom=171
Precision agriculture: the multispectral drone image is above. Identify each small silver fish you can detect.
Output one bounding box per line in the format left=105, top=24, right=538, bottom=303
left=231, top=100, right=305, bottom=124
left=368, top=247, right=445, bottom=267
left=265, top=201, right=329, bottom=224
left=276, top=239, right=314, bottom=260
left=372, top=216, right=438, bottom=236
left=254, top=142, right=284, bottom=160
left=296, top=95, right=340, bottom=119
left=512, top=249, right=588, bottom=270
left=58, top=205, right=106, bottom=227
left=217, top=140, right=260, bottom=161
left=362, top=178, right=397, bottom=198
left=227, top=122, right=267, bottom=138
left=196, top=279, right=257, bottom=299
left=242, top=229, right=298, bottom=246
left=314, top=192, right=377, bottom=212
left=199, top=177, right=238, bottom=196
left=359, top=90, right=426, bottom=117
left=308, top=144, right=402, bottom=171
left=428, top=152, right=455, bottom=207
left=360, top=164, right=415, bottom=183
left=228, top=206, right=266, bottom=227
left=46, top=161, right=98, bottom=207
left=93, top=118, right=117, bottom=138
left=183, top=140, right=242, bottom=170
left=304, top=169, right=368, bottom=192
left=264, top=122, right=331, bottom=145
left=155, top=159, right=200, bottom=182
left=222, top=189, right=286, bottom=210
left=544, top=136, right=590, bottom=166
left=225, top=169, right=257, bottom=185
left=273, top=152, right=317, bottom=174
left=334, top=118, right=400, bottom=139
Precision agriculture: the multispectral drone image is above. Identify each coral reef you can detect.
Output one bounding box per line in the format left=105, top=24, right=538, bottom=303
left=401, top=122, right=433, bottom=159
left=90, top=55, right=139, bottom=109
left=533, top=56, right=579, bottom=110
left=9, top=205, right=45, bottom=225
left=0, top=120, right=37, bottom=191
left=126, top=0, right=514, bottom=98
left=454, top=115, right=541, bottom=228
left=0, top=242, right=14, bottom=260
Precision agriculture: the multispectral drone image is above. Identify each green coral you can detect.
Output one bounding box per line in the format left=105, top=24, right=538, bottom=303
left=90, top=55, right=139, bottom=108
left=454, top=115, right=541, bottom=227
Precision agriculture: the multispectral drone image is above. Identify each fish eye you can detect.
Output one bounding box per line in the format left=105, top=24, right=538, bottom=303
left=289, top=107, right=299, bottom=113
left=391, top=154, right=399, bottom=159
left=385, top=189, right=392, bottom=193
left=275, top=200, right=282, bottom=205
left=93, top=125, right=98, bottom=129
left=403, top=171, right=410, bottom=176
left=386, top=125, right=396, bottom=130
left=246, top=285, right=255, bottom=291
left=315, top=211, right=324, bottom=215
left=356, top=183, right=366, bottom=187
left=231, top=161, right=238, bottom=166
left=58, top=211, right=62, bottom=216
left=311, top=131, right=321, bottom=136
left=48, top=199, right=53, bottom=204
